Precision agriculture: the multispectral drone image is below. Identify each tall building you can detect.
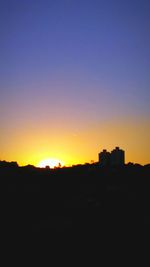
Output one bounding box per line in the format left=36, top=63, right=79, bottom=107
left=98, top=149, right=110, bottom=167
left=98, top=147, right=125, bottom=167
left=110, top=147, right=125, bottom=166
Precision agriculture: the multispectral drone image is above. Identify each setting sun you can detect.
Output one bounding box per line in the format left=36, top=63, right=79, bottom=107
left=37, top=158, right=64, bottom=169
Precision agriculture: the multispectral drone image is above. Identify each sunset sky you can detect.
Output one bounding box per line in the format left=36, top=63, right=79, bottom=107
left=0, top=0, right=150, bottom=166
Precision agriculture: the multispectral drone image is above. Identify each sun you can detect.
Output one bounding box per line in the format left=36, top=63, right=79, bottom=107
left=37, top=158, right=64, bottom=169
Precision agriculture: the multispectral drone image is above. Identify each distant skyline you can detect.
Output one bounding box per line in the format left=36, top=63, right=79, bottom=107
left=0, top=0, right=150, bottom=166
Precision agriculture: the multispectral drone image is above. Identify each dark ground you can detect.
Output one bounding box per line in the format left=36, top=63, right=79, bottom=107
left=1, top=162, right=150, bottom=263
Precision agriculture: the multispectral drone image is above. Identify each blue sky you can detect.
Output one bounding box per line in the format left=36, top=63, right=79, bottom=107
left=0, top=0, right=150, bottom=165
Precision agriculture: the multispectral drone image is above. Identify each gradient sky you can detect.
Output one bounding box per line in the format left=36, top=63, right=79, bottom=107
left=0, top=0, right=150, bottom=166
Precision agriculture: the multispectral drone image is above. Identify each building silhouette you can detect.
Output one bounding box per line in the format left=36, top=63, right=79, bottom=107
left=110, top=147, right=125, bottom=166
left=98, top=149, right=111, bottom=167
left=98, top=147, right=125, bottom=167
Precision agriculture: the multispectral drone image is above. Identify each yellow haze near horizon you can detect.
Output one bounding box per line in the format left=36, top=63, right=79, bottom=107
left=0, top=117, right=149, bottom=166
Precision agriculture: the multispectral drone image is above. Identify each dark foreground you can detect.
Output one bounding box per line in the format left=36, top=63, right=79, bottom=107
left=2, top=162, right=150, bottom=262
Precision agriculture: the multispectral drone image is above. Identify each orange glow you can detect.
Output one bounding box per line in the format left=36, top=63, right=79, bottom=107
left=1, top=116, right=149, bottom=166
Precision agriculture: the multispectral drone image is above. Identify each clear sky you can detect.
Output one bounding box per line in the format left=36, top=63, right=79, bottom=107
left=0, top=0, right=150, bottom=166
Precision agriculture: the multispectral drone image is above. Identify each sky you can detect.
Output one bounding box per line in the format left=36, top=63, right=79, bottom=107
left=0, top=0, right=150, bottom=166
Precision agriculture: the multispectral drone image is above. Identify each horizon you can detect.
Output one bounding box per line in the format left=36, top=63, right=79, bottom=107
left=0, top=0, right=150, bottom=166
left=0, top=147, right=149, bottom=168
left=0, top=159, right=149, bottom=168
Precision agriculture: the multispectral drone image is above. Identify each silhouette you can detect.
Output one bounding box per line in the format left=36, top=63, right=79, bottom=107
left=110, top=146, right=125, bottom=166
left=99, top=149, right=110, bottom=166
left=1, top=155, right=150, bottom=257
left=98, top=146, right=125, bottom=166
